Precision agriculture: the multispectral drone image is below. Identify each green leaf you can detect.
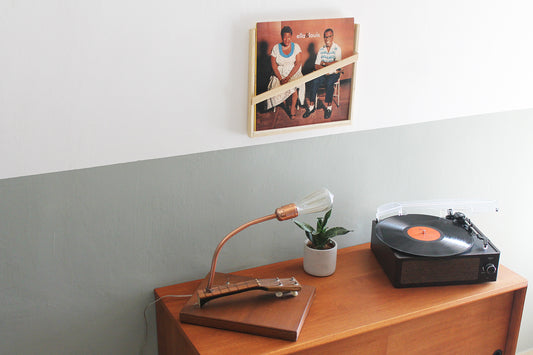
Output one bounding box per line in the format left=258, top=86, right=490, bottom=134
left=296, top=209, right=351, bottom=249
left=322, top=209, right=332, bottom=227
left=324, top=227, right=353, bottom=239
left=316, top=217, right=323, bottom=232
left=294, top=220, right=315, bottom=234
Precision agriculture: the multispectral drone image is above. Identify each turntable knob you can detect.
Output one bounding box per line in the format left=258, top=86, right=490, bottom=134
left=485, top=263, right=497, bottom=275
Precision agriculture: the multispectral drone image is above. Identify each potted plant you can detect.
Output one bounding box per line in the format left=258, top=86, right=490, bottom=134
left=294, top=209, right=352, bottom=276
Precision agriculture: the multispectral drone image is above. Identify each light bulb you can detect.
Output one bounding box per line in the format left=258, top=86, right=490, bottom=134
left=295, top=188, right=334, bottom=215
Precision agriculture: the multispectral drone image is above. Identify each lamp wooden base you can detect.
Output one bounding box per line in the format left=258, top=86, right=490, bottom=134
left=179, top=273, right=315, bottom=341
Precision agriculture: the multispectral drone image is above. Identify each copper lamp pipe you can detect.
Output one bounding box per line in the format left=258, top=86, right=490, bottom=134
left=205, top=203, right=299, bottom=291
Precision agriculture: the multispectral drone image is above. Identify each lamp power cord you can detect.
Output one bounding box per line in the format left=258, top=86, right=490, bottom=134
left=141, top=294, right=192, bottom=355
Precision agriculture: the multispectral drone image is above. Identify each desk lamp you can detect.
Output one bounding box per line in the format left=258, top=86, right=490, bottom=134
left=199, top=188, right=334, bottom=305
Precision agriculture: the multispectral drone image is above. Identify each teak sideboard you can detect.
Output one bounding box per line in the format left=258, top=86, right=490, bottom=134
left=154, top=243, right=527, bottom=354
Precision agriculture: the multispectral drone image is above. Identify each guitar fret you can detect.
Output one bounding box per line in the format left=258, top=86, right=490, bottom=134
left=210, top=280, right=256, bottom=295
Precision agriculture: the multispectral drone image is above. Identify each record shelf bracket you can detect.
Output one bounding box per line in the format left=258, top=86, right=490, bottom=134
left=248, top=23, right=360, bottom=137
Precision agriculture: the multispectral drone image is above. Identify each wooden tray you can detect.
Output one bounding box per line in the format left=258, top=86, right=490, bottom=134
left=179, top=272, right=315, bottom=341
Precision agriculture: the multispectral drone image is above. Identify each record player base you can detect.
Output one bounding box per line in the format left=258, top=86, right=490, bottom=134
left=154, top=243, right=527, bottom=354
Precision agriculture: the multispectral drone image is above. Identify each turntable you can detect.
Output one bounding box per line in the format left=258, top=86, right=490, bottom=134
left=370, top=200, right=500, bottom=288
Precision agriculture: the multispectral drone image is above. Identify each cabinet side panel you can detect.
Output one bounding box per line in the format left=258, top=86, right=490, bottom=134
left=156, top=300, right=199, bottom=355
left=505, top=287, right=527, bottom=355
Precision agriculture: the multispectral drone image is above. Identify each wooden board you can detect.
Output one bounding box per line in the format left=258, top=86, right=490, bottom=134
left=179, top=273, right=315, bottom=341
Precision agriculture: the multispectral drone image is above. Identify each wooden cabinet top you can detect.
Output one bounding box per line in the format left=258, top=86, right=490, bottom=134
left=154, top=243, right=527, bottom=354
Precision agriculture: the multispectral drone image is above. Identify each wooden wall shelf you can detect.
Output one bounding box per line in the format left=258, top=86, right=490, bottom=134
left=154, top=243, right=527, bottom=354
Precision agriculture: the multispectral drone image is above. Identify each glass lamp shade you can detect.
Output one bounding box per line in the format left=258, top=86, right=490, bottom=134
left=295, top=188, right=334, bottom=215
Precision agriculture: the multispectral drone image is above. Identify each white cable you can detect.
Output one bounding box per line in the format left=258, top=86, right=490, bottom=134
left=140, top=294, right=193, bottom=355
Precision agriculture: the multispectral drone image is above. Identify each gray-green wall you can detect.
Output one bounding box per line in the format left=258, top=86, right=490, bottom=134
left=1, top=109, right=532, bottom=354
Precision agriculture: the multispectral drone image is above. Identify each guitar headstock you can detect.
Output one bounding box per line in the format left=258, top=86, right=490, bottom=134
left=257, top=277, right=302, bottom=292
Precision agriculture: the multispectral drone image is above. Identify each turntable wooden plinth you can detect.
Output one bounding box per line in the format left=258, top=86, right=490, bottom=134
left=154, top=243, right=527, bottom=354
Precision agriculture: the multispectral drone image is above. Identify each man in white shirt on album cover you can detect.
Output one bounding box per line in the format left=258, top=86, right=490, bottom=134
left=303, top=28, right=342, bottom=120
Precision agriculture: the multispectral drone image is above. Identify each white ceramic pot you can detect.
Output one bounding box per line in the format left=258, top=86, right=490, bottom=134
left=303, top=239, right=337, bottom=277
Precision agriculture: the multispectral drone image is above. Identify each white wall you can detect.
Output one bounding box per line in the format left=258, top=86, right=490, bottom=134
left=1, top=0, right=533, bottom=179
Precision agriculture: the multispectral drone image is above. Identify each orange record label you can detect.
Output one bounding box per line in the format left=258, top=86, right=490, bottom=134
left=406, top=226, right=441, bottom=241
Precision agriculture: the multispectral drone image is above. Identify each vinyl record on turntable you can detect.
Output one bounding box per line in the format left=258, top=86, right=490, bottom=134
left=375, top=214, right=474, bottom=257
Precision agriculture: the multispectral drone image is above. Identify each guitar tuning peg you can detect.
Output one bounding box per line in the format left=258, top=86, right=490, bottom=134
left=275, top=291, right=283, bottom=298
